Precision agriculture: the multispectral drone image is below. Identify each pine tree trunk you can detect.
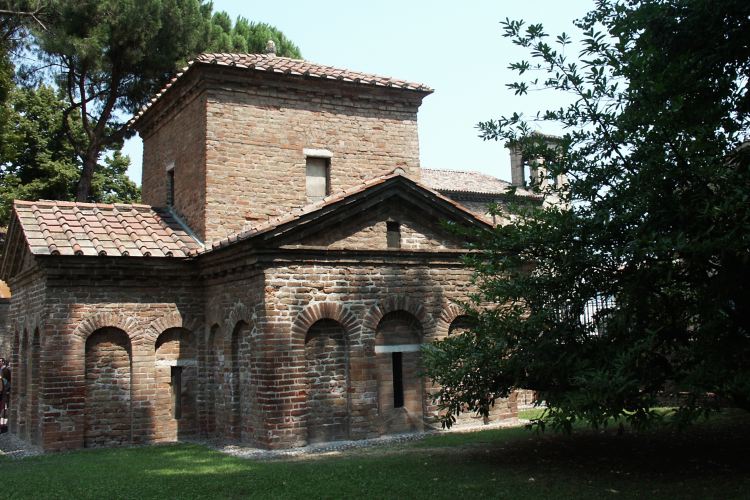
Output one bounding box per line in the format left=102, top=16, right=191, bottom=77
left=76, top=148, right=99, bottom=202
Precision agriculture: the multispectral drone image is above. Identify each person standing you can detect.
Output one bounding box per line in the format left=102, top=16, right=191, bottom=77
left=0, top=358, right=9, bottom=432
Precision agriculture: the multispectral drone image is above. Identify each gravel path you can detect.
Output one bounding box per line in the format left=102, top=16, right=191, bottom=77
left=0, top=431, right=43, bottom=459
left=0, top=417, right=525, bottom=460
left=208, top=417, right=525, bottom=461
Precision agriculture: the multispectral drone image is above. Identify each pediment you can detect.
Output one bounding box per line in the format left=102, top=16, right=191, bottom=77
left=291, top=197, right=471, bottom=251
left=206, top=174, right=491, bottom=253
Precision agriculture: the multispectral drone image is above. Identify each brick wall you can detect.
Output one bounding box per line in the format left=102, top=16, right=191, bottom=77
left=6, top=268, right=46, bottom=444
left=202, top=78, right=424, bottom=242
left=300, top=203, right=466, bottom=251
left=38, top=258, right=203, bottom=451
left=8, top=200, right=517, bottom=452
left=141, top=93, right=207, bottom=239
left=139, top=68, right=426, bottom=244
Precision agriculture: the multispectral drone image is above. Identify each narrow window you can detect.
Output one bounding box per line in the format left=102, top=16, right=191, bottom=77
left=386, top=221, right=401, bottom=249
left=306, top=157, right=329, bottom=202
left=171, top=366, right=182, bottom=419
left=392, top=352, right=404, bottom=408
left=166, top=168, right=175, bottom=206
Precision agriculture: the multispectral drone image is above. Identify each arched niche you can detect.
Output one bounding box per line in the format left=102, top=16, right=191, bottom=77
left=84, top=327, right=132, bottom=448
left=154, top=328, right=196, bottom=441
left=305, top=318, right=349, bottom=443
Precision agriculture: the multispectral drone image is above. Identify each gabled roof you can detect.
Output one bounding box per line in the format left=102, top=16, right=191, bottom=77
left=421, top=168, right=539, bottom=198
left=203, top=172, right=492, bottom=255
left=11, top=200, right=200, bottom=258
left=131, top=53, right=433, bottom=128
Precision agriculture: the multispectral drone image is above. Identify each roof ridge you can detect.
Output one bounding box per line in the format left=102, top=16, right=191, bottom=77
left=14, top=199, right=153, bottom=209
left=421, top=167, right=486, bottom=175
left=130, top=53, right=432, bottom=129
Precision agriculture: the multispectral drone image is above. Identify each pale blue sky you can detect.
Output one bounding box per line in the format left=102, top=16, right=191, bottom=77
left=124, top=0, right=594, bottom=184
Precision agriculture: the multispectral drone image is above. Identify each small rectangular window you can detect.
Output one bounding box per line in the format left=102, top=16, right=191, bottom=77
left=387, top=221, right=401, bottom=249
left=171, top=366, right=182, bottom=419
left=306, top=157, right=329, bottom=202
left=166, top=169, right=175, bottom=206
left=392, top=352, right=404, bottom=408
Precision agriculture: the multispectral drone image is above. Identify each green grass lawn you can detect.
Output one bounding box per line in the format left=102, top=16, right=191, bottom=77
left=4, top=409, right=750, bottom=499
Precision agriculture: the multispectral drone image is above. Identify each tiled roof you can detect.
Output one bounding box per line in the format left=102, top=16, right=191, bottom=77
left=204, top=171, right=492, bottom=254
left=13, top=200, right=200, bottom=258
left=131, top=53, right=432, bottom=127
left=421, top=168, right=539, bottom=198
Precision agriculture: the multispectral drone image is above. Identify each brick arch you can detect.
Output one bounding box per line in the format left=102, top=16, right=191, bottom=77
left=16, top=312, right=44, bottom=344
left=73, top=312, right=139, bottom=344
left=225, top=302, right=253, bottom=336
left=137, top=310, right=200, bottom=346
left=291, top=302, right=359, bottom=343
left=362, top=295, right=436, bottom=337
left=435, top=303, right=467, bottom=339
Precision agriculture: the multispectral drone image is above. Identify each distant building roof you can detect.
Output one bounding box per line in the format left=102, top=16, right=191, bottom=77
left=420, top=168, right=538, bottom=198
left=131, top=53, right=433, bottom=128
left=13, top=200, right=200, bottom=258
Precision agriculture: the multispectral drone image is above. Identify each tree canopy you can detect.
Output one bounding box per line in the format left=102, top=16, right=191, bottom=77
left=0, top=0, right=301, bottom=222
left=424, top=0, right=750, bottom=431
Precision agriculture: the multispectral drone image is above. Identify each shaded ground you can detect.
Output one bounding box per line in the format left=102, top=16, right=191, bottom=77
left=0, top=409, right=747, bottom=499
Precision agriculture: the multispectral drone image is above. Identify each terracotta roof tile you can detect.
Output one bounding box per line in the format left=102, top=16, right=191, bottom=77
left=420, top=168, right=539, bottom=198
left=13, top=200, right=201, bottom=258
left=131, top=53, right=432, bottom=127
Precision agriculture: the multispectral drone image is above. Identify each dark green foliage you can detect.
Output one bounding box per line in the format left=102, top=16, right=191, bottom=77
left=0, top=84, right=140, bottom=224
left=205, top=13, right=301, bottom=57
left=423, top=0, right=750, bottom=431
left=20, top=0, right=300, bottom=202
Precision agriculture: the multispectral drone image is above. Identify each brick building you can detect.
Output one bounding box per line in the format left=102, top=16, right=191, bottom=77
left=0, top=52, right=539, bottom=451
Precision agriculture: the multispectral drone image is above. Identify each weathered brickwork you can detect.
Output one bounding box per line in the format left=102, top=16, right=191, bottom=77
left=141, top=92, right=207, bottom=238
left=202, top=79, right=424, bottom=241
left=0, top=54, right=524, bottom=452
left=300, top=204, right=465, bottom=251
left=85, top=328, right=132, bottom=448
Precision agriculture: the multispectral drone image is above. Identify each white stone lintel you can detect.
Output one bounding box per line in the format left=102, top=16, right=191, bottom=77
left=374, top=344, right=421, bottom=354
left=303, top=148, right=333, bottom=158
left=156, top=359, right=197, bottom=367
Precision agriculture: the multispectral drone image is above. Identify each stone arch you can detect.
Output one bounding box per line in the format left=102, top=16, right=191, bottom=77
left=153, top=327, right=197, bottom=442
left=225, top=302, right=252, bottom=337
left=137, top=310, right=201, bottom=346
left=291, top=302, right=358, bottom=345
left=73, top=312, right=139, bottom=344
left=362, top=296, right=435, bottom=339
left=435, top=303, right=466, bottom=339
left=84, top=327, right=132, bottom=448
left=304, top=318, right=350, bottom=444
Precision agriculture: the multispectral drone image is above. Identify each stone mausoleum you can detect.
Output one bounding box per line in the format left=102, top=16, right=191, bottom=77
left=0, top=51, right=540, bottom=451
